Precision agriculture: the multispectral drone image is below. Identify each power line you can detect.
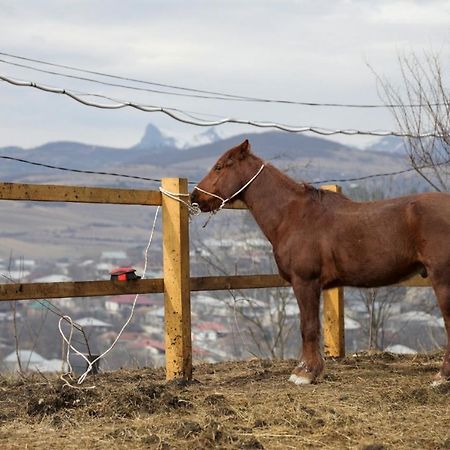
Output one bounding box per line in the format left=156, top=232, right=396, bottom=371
left=0, top=58, right=247, bottom=102
left=0, top=50, right=254, bottom=100
left=0, top=73, right=445, bottom=139
left=311, top=158, right=450, bottom=185
left=0, top=50, right=445, bottom=109
left=0, top=155, right=163, bottom=183
left=1, top=153, right=446, bottom=188
left=311, top=167, right=417, bottom=185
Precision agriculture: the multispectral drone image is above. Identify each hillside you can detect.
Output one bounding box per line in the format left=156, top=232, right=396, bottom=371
left=0, top=125, right=407, bottom=184
left=0, top=353, right=448, bottom=449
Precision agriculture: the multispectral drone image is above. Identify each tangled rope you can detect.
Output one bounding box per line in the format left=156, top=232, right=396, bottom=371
left=59, top=205, right=160, bottom=388
left=158, top=187, right=201, bottom=216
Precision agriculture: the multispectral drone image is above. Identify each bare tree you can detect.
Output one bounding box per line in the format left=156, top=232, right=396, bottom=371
left=225, top=287, right=298, bottom=359
left=354, top=287, right=404, bottom=351
left=374, top=51, right=450, bottom=191
left=190, top=215, right=298, bottom=360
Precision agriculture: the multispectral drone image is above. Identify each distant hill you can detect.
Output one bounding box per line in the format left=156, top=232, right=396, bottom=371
left=0, top=123, right=408, bottom=186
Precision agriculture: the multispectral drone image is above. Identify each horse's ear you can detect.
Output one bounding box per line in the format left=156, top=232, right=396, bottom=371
left=238, top=139, right=251, bottom=159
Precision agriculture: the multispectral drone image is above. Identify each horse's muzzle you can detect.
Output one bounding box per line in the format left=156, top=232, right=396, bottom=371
left=190, top=190, right=200, bottom=207
left=190, top=190, right=207, bottom=212
left=190, top=190, right=219, bottom=212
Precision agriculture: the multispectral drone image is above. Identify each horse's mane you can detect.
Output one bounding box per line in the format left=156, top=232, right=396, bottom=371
left=301, top=182, right=350, bottom=204
left=264, top=161, right=350, bottom=204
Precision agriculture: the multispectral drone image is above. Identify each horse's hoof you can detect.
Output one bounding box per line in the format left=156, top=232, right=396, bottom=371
left=288, top=373, right=312, bottom=385
left=431, top=372, right=449, bottom=387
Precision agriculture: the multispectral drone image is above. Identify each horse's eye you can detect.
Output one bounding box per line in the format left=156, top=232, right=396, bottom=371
left=214, top=165, right=222, bottom=172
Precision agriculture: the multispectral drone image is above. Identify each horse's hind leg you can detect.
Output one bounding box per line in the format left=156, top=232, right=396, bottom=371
left=430, top=278, right=450, bottom=384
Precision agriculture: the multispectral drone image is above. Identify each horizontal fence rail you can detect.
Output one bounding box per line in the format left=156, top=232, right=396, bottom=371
left=0, top=273, right=430, bottom=302
left=0, top=179, right=432, bottom=381
left=0, top=182, right=162, bottom=205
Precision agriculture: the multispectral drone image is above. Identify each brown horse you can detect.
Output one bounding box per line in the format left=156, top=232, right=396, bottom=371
left=191, top=140, right=450, bottom=385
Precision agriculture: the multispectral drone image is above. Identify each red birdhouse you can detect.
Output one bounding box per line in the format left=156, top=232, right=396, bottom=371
left=110, top=267, right=141, bottom=281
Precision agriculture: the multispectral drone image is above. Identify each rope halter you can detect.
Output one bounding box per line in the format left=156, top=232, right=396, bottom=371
left=192, top=164, right=265, bottom=212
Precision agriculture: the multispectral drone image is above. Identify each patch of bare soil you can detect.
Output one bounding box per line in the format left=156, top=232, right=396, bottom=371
left=0, top=353, right=449, bottom=449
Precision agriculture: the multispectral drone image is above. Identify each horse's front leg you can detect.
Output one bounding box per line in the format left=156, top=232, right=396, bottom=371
left=289, top=277, right=324, bottom=385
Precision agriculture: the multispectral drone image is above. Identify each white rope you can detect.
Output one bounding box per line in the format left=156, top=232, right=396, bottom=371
left=158, top=187, right=201, bottom=216
left=194, top=164, right=265, bottom=211
left=59, top=205, right=160, bottom=387
left=189, top=164, right=265, bottom=228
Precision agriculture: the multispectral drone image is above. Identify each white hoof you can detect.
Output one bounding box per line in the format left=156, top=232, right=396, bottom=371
left=431, top=374, right=448, bottom=387
left=288, top=373, right=312, bottom=385
left=431, top=372, right=450, bottom=387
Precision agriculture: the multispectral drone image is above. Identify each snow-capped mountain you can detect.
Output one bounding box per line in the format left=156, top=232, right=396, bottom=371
left=132, top=123, right=225, bottom=151
left=180, top=127, right=225, bottom=149
left=365, top=136, right=407, bottom=155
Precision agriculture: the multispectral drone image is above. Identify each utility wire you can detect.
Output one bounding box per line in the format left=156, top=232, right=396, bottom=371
left=0, top=73, right=445, bottom=139
left=1, top=153, right=446, bottom=187
left=0, top=51, right=254, bottom=100
left=311, top=158, right=450, bottom=185
left=311, top=166, right=417, bottom=185
left=1, top=50, right=446, bottom=109
left=0, top=155, right=162, bottom=183
left=0, top=58, right=246, bottom=102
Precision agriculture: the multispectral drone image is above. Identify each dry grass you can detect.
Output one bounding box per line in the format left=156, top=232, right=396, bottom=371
left=0, top=353, right=449, bottom=449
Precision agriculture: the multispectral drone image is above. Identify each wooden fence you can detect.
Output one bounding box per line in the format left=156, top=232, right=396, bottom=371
left=0, top=180, right=431, bottom=380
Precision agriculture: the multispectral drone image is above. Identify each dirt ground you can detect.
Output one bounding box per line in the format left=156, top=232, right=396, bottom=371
left=0, top=353, right=449, bottom=449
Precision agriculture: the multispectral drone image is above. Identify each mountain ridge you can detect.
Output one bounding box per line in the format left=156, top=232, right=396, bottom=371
left=0, top=124, right=407, bottom=187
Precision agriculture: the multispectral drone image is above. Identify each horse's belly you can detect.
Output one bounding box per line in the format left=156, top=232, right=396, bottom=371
left=325, top=260, right=424, bottom=289
left=321, top=237, right=422, bottom=288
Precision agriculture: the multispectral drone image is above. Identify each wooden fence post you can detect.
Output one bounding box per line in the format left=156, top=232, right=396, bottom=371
left=161, top=178, right=192, bottom=380
left=320, top=184, right=345, bottom=358
left=323, top=287, right=345, bottom=357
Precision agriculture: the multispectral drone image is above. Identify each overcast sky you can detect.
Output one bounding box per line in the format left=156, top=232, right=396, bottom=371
left=0, top=0, right=449, bottom=150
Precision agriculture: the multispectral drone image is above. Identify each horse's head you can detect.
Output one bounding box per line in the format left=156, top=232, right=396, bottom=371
left=191, top=139, right=259, bottom=212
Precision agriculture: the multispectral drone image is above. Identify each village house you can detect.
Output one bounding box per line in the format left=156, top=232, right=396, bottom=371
left=105, top=295, right=160, bottom=314
left=3, top=350, right=66, bottom=373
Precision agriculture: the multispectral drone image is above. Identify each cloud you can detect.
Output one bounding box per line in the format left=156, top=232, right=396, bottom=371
left=0, top=0, right=449, bottom=148
left=369, top=0, right=450, bottom=25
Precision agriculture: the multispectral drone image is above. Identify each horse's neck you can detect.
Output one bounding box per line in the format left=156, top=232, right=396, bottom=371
left=241, top=163, right=305, bottom=243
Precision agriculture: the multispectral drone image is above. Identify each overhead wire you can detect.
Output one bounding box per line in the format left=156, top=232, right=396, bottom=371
left=310, top=156, right=450, bottom=185
left=1, top=152, right=447, bottom=187
left=0, top=57, right=247, bottom=102
left=0, top=50, right=255, bottom=101
left=0, top=155, right=162, bottom=183
left=0, top=73, right=445, bottom=139
left=1, top=50, right=448, bottom=108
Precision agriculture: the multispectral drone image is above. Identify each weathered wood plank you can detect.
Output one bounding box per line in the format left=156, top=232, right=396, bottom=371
left=321, top=185, right=345, bottom=358
left=0, top=275, right=288, bottom=302
left=191, top=274, right=290, bottom=291
left=191, top=274, right=431, bottom=292
left=323, top=287, right=345, bottom=358
left=0, top=279, right=164, bottom=301
left=0, top=182, right=161, bottom=205
left=162, top=178, right=192, bottom=381
left=0, top=273, right=432, bottom=303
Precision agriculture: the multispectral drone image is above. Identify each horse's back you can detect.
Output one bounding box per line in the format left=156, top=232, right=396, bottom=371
left=320, top=192, right=450, bottom=287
